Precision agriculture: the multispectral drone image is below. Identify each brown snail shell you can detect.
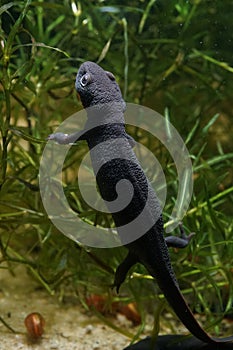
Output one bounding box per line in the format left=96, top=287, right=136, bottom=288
left=24, top=312, right=45, bottom=339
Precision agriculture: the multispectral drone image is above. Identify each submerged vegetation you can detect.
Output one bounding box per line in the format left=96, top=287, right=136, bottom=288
left=0, top=0, right=233, bottom=338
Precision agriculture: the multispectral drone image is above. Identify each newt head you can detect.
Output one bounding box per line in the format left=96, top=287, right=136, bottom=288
left=75, top=61, right=126, bottom=112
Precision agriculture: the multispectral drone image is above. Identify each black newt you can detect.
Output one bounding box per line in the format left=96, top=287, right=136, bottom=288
left=48, top=61, right=233, bottom=348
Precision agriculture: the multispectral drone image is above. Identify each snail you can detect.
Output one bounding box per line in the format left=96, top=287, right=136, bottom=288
left=24, top=312, right=45, bottom=339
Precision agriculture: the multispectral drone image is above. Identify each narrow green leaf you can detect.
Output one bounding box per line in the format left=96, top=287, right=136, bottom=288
left=122, top=18, right=128, bottom=99
left=12, top=42, right=70, bottom=57
left=0, top=2, right=15, bottom=15
left=46, top=15, right=65, bottom=34
left=4, top=0, right=31, bottom=56
left=138, top=0, right=157, bottom=34
left=185, top=118, right=200, bottom=145
left=202, top=114, right=220, bottom=134
left=193, top=49, right=233, bottom=73
left=97, top=38, right=112, bottom=63
left=10, top=128, right=45, bottom=144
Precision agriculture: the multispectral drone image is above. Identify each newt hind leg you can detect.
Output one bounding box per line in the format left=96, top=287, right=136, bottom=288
left=114, top=224, right=194, bottom=292
left=113, top=252, right=138, bottom=293
left=165, top=222, right=195, bottom=249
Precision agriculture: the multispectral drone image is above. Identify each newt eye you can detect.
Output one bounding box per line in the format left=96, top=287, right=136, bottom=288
left=80, top=73, right=92, bottom=87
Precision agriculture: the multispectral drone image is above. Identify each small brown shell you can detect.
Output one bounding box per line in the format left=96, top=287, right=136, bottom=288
left=24, top=312, right=45, bottom=339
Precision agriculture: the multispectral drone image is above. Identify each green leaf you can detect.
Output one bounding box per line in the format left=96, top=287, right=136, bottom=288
left=12, top=42, right=70, bottom=57
left=10, top=128, right=46, bottom=144
left=0, top=2, right=15, bottom=15
left=202, top=114, right=220, bottom=135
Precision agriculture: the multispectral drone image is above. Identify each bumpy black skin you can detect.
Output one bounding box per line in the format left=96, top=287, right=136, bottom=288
left=48, top=61, right=233, bottom=348
left=124, top=335, right=233, bottom=350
